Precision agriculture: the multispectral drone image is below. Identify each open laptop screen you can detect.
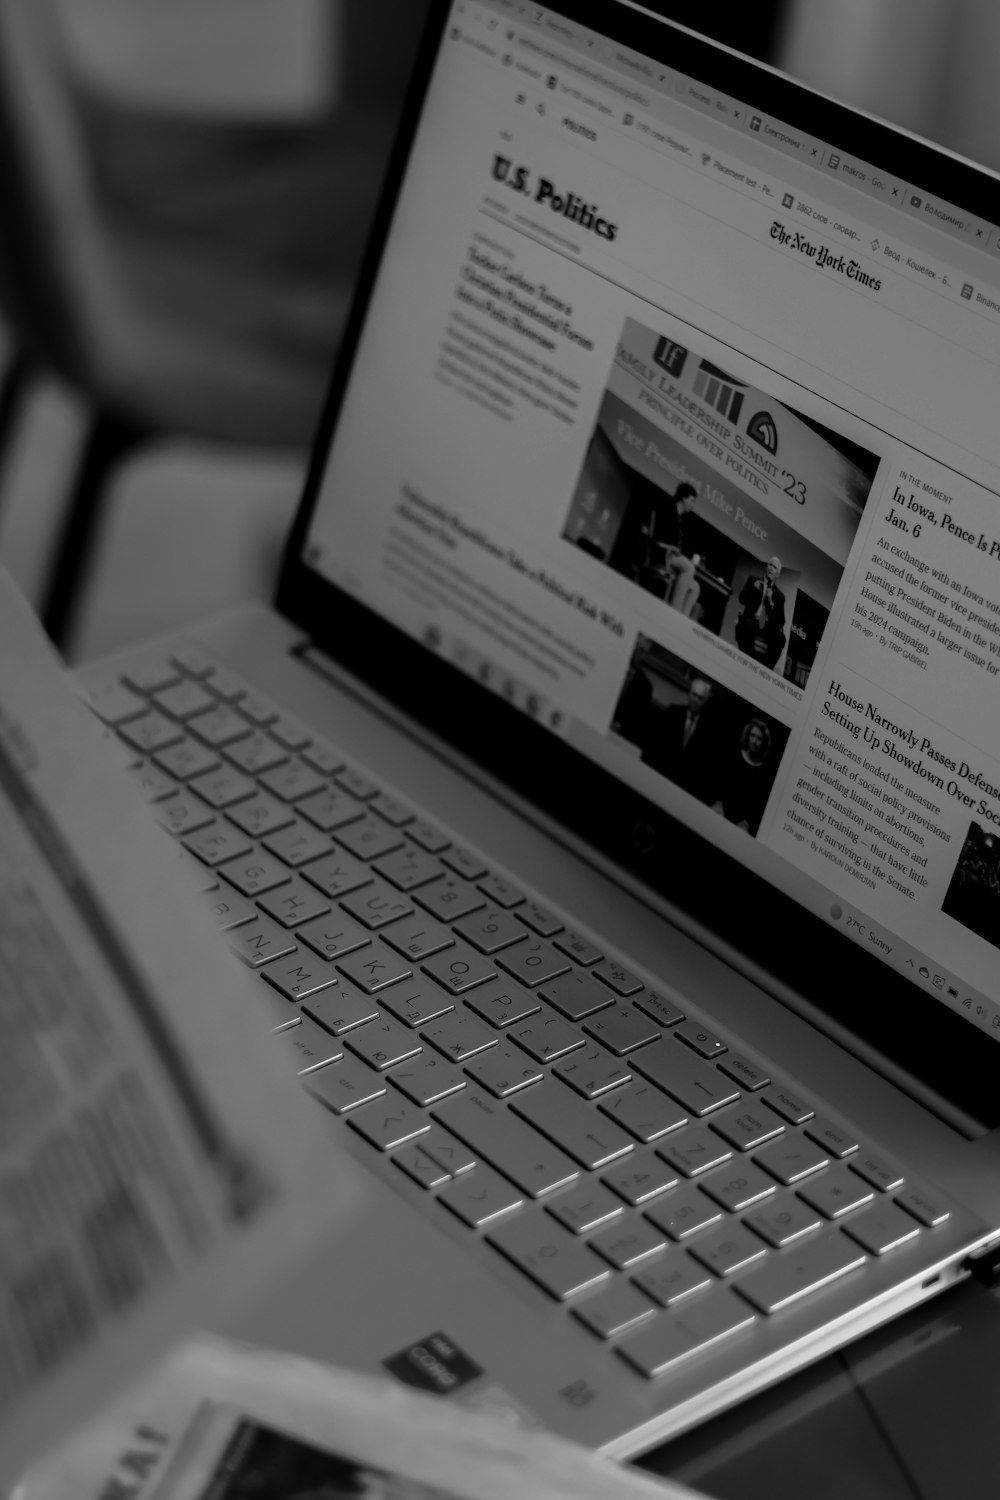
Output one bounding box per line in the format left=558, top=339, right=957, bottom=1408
left=288, top=0, right=1000, bottom=1092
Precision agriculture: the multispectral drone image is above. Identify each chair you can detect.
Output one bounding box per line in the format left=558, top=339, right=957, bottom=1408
left=0, top=0, right=428, bottom=651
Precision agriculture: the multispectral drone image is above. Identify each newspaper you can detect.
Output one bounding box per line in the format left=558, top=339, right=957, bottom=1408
left=0, top=572, right=359, bottom=1488
left=13, top=1335, right=707, bottom=1500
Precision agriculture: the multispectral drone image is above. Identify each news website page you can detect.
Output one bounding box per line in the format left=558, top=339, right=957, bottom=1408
left=306, top=0, right=1000, bottom=1038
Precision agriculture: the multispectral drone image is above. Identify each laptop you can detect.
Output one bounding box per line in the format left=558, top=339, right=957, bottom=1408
left=78, top=0, right=1000, bottom=1461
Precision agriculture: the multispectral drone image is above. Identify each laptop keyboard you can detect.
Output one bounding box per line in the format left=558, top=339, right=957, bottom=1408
left=86, top=644, right=955, bottom=1382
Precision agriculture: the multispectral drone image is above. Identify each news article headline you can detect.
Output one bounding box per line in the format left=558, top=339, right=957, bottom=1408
left=398, top=485, right=625, bottom=637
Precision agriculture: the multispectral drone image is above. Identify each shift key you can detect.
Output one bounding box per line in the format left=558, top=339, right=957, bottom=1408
left=433, top=1087, right=578, bottom=1197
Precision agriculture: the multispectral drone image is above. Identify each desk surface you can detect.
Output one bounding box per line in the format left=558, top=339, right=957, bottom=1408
left=638, top=1276, right=998, bottom=1499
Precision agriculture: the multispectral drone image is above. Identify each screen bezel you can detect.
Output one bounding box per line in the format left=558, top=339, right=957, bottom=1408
left=277, top=0, right=1000, bottom=1125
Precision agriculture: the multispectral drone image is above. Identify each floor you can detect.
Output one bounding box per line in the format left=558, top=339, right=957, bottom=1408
left=0, top=360, right=303, bottom=664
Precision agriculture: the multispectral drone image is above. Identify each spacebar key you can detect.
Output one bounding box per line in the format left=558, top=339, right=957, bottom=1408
left=433, top=1088, right=579, bottom=1197
left=736, top=1230, right=866, bottom=1313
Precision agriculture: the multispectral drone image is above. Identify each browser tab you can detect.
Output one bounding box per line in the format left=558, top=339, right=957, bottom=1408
left=745, top=113, right=812, bottom=159
left=603, top=43, right=659, bottom=84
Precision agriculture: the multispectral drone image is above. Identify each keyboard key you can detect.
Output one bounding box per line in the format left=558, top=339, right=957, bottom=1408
left=744, top=1195, right=823, bottom=1248
left=463, top=981, right=540, bottom=1029
left=553, top=1045, right=631, bottom=1099
left=710, top=1105, right=784, bottom=1153
left=301, top=985, right=380, bottom=1035
left=182, top=821, right=253, bottom=867
left=422, top=943, right=498, bottom=994
left=539, top=971, right=614, bottom=1022
left=340, top=880, right=414, bottom=930
left=487, top=1214, right=611, bottom=1300
left=257, top=880, right=331, bottom=928
left=689, top=1225, right=768, bottom=1277
left=439, top=1167, right=523, bottom=1227
left=335, top=767, right=380, bottom=800
left=371, top=793, right=414, bottom=827
left=598, top=1080, right=687, bottom=1143
left=754, top=1137, right=829, bottom=1185
left=154, top=738, right=220, bottom=781
left=235, top=690, right=279, bottom=726
left=645, top=1189, right=723, bottom=1241
left=616, top=1293, right=755, bottom=1377
left=717, top=1053, right=770, bottom=1091
left=226, top=918, right=296, bottom=968
left=631, top=1040, right=740, bottom=1116
left=583, top=1004, right=660, bottom=1056
left=347, top=1088, right=431, bottom=1150
left=506, top=1007, right=585, bottom=1063
left=657, top=1124, right=732, bottom=1178
left=633, top=990, right=685, bottom=1029
left=388, top=1052, right=466, bottom=1107
left=477, top=874, right=525, bottom=907
left=393, top=1146, right=450, bottom=1190
left=345, top=1017, right=422, bottom=1070
left=422, top=1010, right=498, bottom=1062
left=736, top=1231, right=866, bottom=1314
left=414, top=878, right=486, bottom=922
left=123, top=658, right=181, bottom=694
left=440, top=847, right=488, bottom=881
left=453, top=909, right=529, bottom=954
left=510, top=1079, right=634, bottom=1169
left=632, top=1254, right=713, bottom=1308
left=591, top=1214, right=668, bottom=1270
left=119, top=710, right=185, bottom=754
left=675, top=1023, right=727, bottom=1060
left=261, top=951, right=340, bottom=1001
left=259, top=759, right=327, bottom=802
left=130, top=762, right=178, bottom=801
left=464, top=1043, right=544, bottom=1098
left=298, top=787, right=366, bottom=832
left=153, top=680, right=216, bottom=720
left=300, top=851, right=373, bottom=899
left=303, top=1054, right=387, bottom=1114
left=189, top=704, right=251, bottom=747
left=335, top=815, right=407, bottom=862
left=378, top=983, right=454, bottom=1029
left=263, top=820, right=336, bottom=868
left=278, top=1016, right=344, bottom=1075
left=302, top=740, right=344, bottom=777
left=547, top=1182, right=624, bottom=1234
left=337, top=946, right=414, bottom=994
left=762, top=1085, right=815, bottom=1125
left=153, top=794, right=215, bottom=837
left=896, top=1189, right=951, bottom=1228
left=433, top=1088, right=578, bottom=1196
left=86, top=679, right=146, bottom=724
left=225, top=732, right=289, bottom=776
left=593, top=959, right=644, bottom=996
left=407, top=820, right=451, bottom=853
left=602, top=1150, right=678, bottom=1206
left=843, top=1203, right=921, bottom=1256
left=419, top=1127, right=476, bottom=1176
left=805, top=1117, right=859, bottom=1158
left=553, top=930, right=603, bottom=965
left=573, top=1282, right=656, bottom=1340
left=849, top=1151, right=905, bottom=1193
left=270, top=714, right=312, bottom=751
left=701, top=1164, right=776, bottom=1214
left=380, top=913, right=455, bottom=961
left=373, top=847, right=446, bottom=892
left=496, top=941, right=571, bottom=988
left=189, top=766, right=256, bottom=809
left=515, top=900, right=563, bottom=937
left=798, top=1167, right=874, bottom=1220
left=297, top=911, right=371, bottom=961
left=218, top=851, right=293, bottom=896
left=227, top=792, right=296, bottom=838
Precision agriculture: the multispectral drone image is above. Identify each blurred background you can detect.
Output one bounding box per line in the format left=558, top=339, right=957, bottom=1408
left=0, top=0, right=996, bottom=662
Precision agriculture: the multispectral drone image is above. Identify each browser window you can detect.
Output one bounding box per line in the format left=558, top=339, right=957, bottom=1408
left=306, top=0, right=1000, bottom=1039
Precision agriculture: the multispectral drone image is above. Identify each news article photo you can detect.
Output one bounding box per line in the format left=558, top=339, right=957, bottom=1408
left=941, top=820, right=1000, bottom=950
left=562, top=316, right=881, bottom=689
left=611, top=634, right=790, bottom=835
